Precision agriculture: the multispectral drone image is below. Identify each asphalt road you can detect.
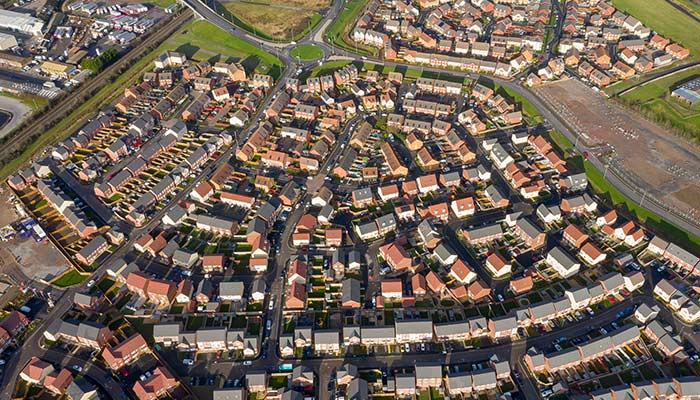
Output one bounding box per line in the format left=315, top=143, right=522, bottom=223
left=0, top=95, right=32, bottom=140
left=0, top=15, right=297, bottom=398
left=4, top=1, right=699, bottom=399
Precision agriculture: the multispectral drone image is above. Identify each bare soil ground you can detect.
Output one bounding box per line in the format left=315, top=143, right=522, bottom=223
left=0, top=191, right=70, bottom=283
left=1, top=240, right=71, bottom=283
left=0, top=190, right=18, bottom=227
left=535, top=78, right=700, bottom=216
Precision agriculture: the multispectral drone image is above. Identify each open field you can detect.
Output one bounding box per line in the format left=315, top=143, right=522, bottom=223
left=290, top=44, right=324, bottom=61
left=611, top=0, right=700, bottom=55
left=620, top=66, right=700, bottom=140
left=221, top=0, right=328, bottom=41
left=1, top=240, right=71, bottom=283
left=0, top=17, right=281, bottom=179
left=162, top=20, right=282, bottom=76
left=325, top=0, right=374, bottom=56
left=149, top=0, right=176, bottom=8
left=534, top=78, right=700, bottom=219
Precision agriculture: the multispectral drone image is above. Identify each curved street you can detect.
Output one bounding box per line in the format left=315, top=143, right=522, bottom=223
left=2, top=1, right=699, bottom=399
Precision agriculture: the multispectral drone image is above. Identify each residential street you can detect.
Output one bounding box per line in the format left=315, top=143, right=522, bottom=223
left=3, top=1, right=700, bottom=399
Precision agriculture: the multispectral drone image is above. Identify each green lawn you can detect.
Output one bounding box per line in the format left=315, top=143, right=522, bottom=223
left=52, top=269, right=88, bottom=287
left=612, top=0, right=700, bottom=54
left=584, top=160, right=700, bottom=252
left=669, top=0, right=700, bottom=19
left=163, top=20, right=283, bottom=78
left=290, top=44, right=324, bottom=61
left=149, top=0, right=175, bottom=7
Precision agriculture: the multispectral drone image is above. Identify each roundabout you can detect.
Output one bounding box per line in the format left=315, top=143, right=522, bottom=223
left=290, top=44, right=324, bottom=61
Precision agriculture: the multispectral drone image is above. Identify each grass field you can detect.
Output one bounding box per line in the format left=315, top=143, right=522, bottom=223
left=612, top=0, right=700, bottom=54
left=621, top=66, right=700, bottom=101
left=163, top=20, right=282, bottom=77
left=325, top=0, right=373, bottom=56
left=619, top=66, right=700, bottom=140
left=221, top=0, right=326, bottom=41
left=52, top=268, right=88, bottom=287
left=0, top=18, right=282, bottom=179
left=290, top=44, right=324, bottom=60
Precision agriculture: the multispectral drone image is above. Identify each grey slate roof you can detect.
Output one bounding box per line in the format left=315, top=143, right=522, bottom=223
left=342, top=278, right=361, bottom=305
left=665, top=243, right=699, bottom=266
left=472, top=368, right=497, bottom=387
left=213, top=389, right=245, bottom=400
left=395, top=319, right=433, bottom=336
left=465, top=224, right=503, bottom=241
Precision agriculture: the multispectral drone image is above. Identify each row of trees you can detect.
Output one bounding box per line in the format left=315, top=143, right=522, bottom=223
left=80, top=47, right=119, bottom=73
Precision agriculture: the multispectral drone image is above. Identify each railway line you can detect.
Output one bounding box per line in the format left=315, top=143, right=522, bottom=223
left=0, top=9, right=194, bottom=179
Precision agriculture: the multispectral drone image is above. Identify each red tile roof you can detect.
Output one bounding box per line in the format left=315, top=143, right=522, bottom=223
left=510, top=276, right=534, bottom=294
left=102, top=334, right=148, bottom=369
left=450, top=259, right=475, bottom=281
left=132, top=367, right=177, bottom=400
left=381, top=279, right=403, bottom=295
left=20, top=357, right=53, bottom=382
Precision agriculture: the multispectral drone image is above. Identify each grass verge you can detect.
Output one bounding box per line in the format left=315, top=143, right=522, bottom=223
left=585, top=161, right=700, bottom=252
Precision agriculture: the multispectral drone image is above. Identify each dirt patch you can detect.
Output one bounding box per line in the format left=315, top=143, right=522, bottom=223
left=535, top=78, right=700, bottom=216
left=223, top=2, right=318, bottom=39
left=0, top=194, right=19, bottom=227
left=0, top=240, right=70, bottom=284
left=623, top=158, right=673, bottom=188
left=668, top=184, right=700, bottom=211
